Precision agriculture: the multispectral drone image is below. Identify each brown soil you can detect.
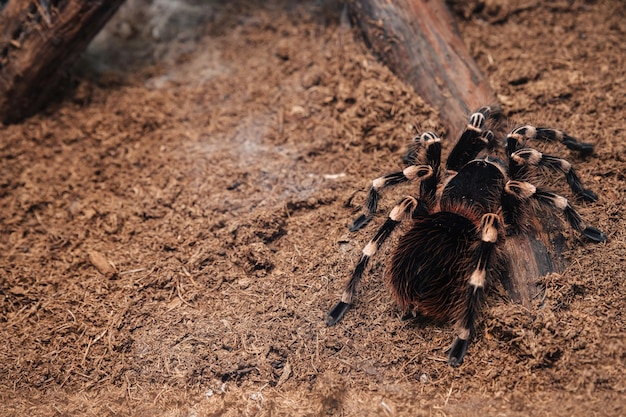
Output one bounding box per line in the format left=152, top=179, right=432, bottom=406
left=1, top=1, right=625, bottom=415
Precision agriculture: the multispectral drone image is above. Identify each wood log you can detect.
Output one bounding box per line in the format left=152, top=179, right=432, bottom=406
left=350, top=0, right=564, bottom=305
left=0, top=0, right=126, bottom=124
left=348, top=0, right=495, bottom=137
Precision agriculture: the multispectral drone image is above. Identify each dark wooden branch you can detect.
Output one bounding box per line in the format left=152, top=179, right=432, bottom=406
left=348, top=0, right=495, bottom=137
left=0, top=0, right=126, bottom=123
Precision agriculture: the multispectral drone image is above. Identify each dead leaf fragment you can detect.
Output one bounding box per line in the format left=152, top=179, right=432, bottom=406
left=276, top=361, right=291, bottom=387
left=88, top=250, right=117, bottom=278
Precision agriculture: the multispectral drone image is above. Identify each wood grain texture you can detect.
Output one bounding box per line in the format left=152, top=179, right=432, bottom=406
left=349, top=0, right=496, bottom=137
left=0, top=0, right=126, bottom=123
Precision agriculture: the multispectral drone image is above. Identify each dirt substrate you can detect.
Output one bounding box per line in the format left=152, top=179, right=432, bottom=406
left=1, top=1, right=625, bottom=415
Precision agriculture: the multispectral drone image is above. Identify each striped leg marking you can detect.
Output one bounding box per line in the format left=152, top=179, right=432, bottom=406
left=404, top=131, right=441, bottom=165
left=510, top=148, right=598, bottom=201
left=327, top=196, right=419, bottom=326
left=446, top=107, right=494, bottom=171
left=532, top=189, right=606, bottom=242
left=504, top=181, right=606, bottom=242
left=507, top=125, right=594, bottom=155
left=504, top=180, right=537, bottom=199
left=449, top=213, right=500, bottom=367
left=350, top=165, right=432, bottom=232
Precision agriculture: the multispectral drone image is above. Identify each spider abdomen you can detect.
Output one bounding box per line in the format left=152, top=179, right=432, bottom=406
left=386, top=212, right=483, bottom=321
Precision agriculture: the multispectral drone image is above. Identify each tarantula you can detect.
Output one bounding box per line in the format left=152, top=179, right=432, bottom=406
left=326, top=106, right=606, bottom=367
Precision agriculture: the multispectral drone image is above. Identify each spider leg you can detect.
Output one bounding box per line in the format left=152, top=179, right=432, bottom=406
left=449, top=213, right=500, bottom=367
left=510, top=148, right=598, bottom=202
left=507, top=125, right=594, bottom=156
left=327, top=196, right=419, bottom=326
left=350, top=132, right=440, bottom=232
left=403, top=131, right=444, bottom=167
left=349, top=165, right=432, bottom=231
left=533, top=188, right=606, bottom=242
left=504, top=180, right=607, bottom=242
left=446, top=106, right=499, bottom=171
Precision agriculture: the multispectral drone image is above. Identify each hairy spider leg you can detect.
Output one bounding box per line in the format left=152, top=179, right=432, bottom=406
left=449, top=213, right=501, bottom=367
left=446, top=106, right=500, bottom=171
left=509, top=148, right=598, bottom=201
left=419, top=132, right=443, bottom=208
left=349, top=132, right=440, bottom=232
left=507, top=125, right=594, bottom=156
left=349, top=165, right=433, bottom=232
left=503, top=180, right=605, bottom=242
left=327, top=196, right=421, bottom=326
left=532, top=188, right=607, bottom=242
left=501, top=179, right=538, bottom=231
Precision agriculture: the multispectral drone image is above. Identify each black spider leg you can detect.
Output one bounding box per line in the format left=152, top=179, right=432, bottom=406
left=446, top=106, right=496, bottom=172
left=449, top=213, right=500, bottom=367
left=349, top=165, right=432, bottom=231
left=349, top=132, right=440, bottom=232
left=507, top=125, right=594, bottom=156
left=418, top=132, right=443, bottom=207
left=504, top=181, right=607, bottom=242
left=509, top=148, right=598, bottom=202
left=533, top=188, right=607, bottom=242
left=326, top=196, right=420, bottom=326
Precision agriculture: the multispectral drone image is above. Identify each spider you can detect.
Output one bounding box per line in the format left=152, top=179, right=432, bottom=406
left=325, top=106, right=606, bottom=367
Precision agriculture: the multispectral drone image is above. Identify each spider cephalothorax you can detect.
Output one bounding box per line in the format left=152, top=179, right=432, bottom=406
left=326, top=106, right=606, bottom=367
